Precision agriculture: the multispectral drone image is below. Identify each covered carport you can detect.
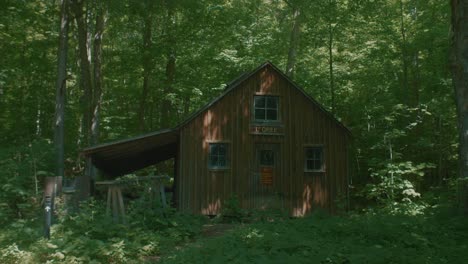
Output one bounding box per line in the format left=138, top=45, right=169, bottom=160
left=82, top=128, right=180, bottom=177
left=80, top=128, right=180, bottom=221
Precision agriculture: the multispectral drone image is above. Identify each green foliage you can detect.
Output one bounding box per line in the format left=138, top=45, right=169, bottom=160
left=161, top=208, right=468, bottom=264
left=0, top=197, right=206, bottom=264
left=361, top=161, right=435, bottom=215
left=219, top=194, right=248, bottom=223
left=0, top=0, right=462, bottom=262
left=126, top=183, right=205, bottom=239
left=0, top=140, right=53, bottom=224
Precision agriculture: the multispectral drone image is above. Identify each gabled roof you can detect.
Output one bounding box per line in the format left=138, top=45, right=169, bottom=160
left=83, top=61, right=351, bottom=176
left=177, top=61, right=351, bottom=135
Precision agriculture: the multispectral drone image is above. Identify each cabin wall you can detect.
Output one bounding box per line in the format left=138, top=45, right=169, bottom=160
left=178, top=65, right=349, bottom=215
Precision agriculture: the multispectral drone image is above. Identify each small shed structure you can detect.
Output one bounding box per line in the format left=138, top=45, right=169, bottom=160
left=83, top=62, right=351, bottom=216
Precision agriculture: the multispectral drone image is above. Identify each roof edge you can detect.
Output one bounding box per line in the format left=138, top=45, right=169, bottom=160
left=176, top=61, right=273, bottom=129
left=82, top=127, right=179, bottom=155
left=82, top=61, right=351, bottom=155
left=265, top=63, right=352, bottom=136
left=177, top=61, right=351, bottom=135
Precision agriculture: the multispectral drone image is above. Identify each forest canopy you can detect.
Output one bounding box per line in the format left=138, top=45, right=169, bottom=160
left=0, top=0, right=466, bottom=263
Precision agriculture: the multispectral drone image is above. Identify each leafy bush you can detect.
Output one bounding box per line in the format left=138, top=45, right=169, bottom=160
left=359, top=161, right=435, bottom=215
left=0, top=140, right=53, bottom=224
left=161, top=207, right=468, bottom=264
left=219, top=194, right=248, bottom=223
left=0, top=195, right=206, bottom=263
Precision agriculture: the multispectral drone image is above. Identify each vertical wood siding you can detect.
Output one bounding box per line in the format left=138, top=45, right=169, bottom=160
left=178, top=65, right=349, bottom=215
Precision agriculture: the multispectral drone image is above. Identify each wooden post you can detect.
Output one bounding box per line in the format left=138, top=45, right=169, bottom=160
left=97, top=181, right=126, bottom=223
left=95, top=176, right=169, bottom=224
left=44, top=177, right=55, bottom=239
left=106, top=187, right=111, bottom=215
left=160, top=184, right=167, bottom=208
left=116, top=186, right=126, bottom=223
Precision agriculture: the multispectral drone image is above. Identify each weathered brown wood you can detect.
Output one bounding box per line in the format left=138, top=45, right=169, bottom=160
left=84, top=62, right=349, bottom=216
left=111, top=186, right=119, bottom=222
left=178, top=63, right=349, bottom=215
left=106, top=187, right=111, bottom=215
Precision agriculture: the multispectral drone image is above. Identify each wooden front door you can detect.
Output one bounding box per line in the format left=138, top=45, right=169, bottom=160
left=250, top=143, right=282, bottom=210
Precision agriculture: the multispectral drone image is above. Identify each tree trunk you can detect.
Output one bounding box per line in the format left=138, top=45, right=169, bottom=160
left=54, top=0, right=69, bottom=190
left=138, top=11, right=153, bottom=132
left=90, top=3, right=107, bottom=180
left=285, top=6, right=301, bottom=79
left=91, top=4, right=105, bottom=146
left=450, top=0, right=468, bottom=214
left=72, top=0, right=93, bottom=142
left=72, top=0, right=94, bottom=200
left=328, top=19, right=335, bottom=114
left=160, top=3, right=176, bottom=128
left=400, top=0, right=410, bottom=105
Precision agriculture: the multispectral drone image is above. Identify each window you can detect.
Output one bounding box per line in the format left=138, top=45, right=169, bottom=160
left=208, top=143, right=229, bottom=169
left=259, top=149, right=275, bottom=166
left=305, top=146, right=324, bottom=171
left=254, top=96, right=279, bottom=122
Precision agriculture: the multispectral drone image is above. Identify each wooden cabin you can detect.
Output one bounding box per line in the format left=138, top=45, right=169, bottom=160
left=83, top=62, right=351, bottom=216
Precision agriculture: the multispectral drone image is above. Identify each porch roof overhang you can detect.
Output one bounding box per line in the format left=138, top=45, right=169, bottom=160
left=82, top=128, right=179, bottom=177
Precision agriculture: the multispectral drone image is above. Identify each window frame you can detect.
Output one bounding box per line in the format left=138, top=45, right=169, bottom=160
left=253, top=95, right=280, bottom=123
left=304, top=145, right=325, bottom=172
left=259, top=149, right=275, bottom=167
left=207, top=141, right=230, bottom=170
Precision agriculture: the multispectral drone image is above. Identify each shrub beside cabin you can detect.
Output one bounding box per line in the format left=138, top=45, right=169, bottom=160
left=83, top=62, right=351, bottom=216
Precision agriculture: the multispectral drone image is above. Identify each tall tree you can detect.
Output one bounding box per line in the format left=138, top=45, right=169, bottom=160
left=450, top=0, right=468, bottom=213
left=53, top=0, right=70, bottom=192
left=327, top=0, right=337, bottom=113
left=160, top=0, right=176, bottom=128
left=71, top=0, right=107, bottom=199
left=285, top=1, right=302, bottom=78
left=137, top=1, right=155, bottom=132
left=71, top=0, right=93, bottom=199
left=91, top=3, right=107, bottom=150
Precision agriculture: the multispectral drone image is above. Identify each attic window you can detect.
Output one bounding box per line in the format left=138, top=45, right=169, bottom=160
left=254, top=96, right=279, bottom=122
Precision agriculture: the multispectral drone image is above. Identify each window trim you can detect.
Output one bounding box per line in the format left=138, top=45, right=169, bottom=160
left=252, top=95, right=280, bottom=123
left=207, top=141, right=230, bottom=170
left=304, top=145, right=325, bottom=172
left=259, top=149, right=275, bottom=167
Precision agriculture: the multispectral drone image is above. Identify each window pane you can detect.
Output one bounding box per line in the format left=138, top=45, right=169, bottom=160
left=260, top=150, right=274, bottom=166
left=306, top=149, right=314, bottom=159
left=305, top=147, right=323, bottom=171
left=210, top=144, right=218, bottom=155
left=266, top=97, right=278, bottom=108
left=266, top=109, right=277, bottom=120
left=209, top=143, right=229, bottom=168
left=316, top=150, right=322, bottom=162
left=314, top=160, right=321, bottom=170
left=218, top=158, right=226, bottom=167
left=255, top=109, right=265, bottom=120
left=218, top=144, right=226, bottom=155
left=210, top=155, right=218, bottom=166
left=254, top=97, right=265, bottom=108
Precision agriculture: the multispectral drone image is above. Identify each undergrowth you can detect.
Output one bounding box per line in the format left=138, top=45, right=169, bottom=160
left=1, top=191, right=467, bottom=263
left=161, top=207, right=468, bottom=264
left=0, top=197, right=205, bottom=264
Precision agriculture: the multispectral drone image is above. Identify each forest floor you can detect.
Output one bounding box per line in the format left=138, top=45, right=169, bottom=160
left=201, top=223, right=237, bottom=238
left=158, top=209, right=468, bottom=264
left=1, top=202, right=468, bottom=263
left=147, top=223, right=239, bottom=262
